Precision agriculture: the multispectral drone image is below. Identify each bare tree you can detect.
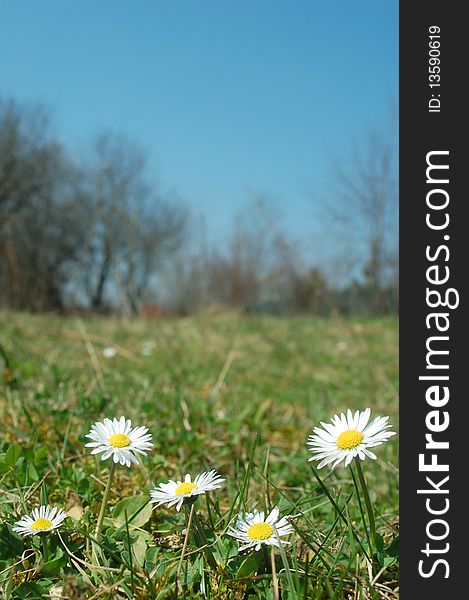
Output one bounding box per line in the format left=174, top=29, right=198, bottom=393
left=0, top=96, right=86, bottom=310
left=0, top=100, right=186, bottom=313
left=120, top=201, right=186, bottom=313
left=76, top=132, right=186, bottom=314
left=0, top=97, right=52, bottom=219
left=325, top=127, right=398, bottom=313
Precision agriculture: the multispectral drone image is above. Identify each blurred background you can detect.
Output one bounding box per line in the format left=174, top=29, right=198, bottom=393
left=0, top=0, right=398, bottom=318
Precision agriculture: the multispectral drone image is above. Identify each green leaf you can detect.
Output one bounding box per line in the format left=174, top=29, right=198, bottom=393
left=12, top=579, right=53, bottom=597
left=236, top=552, right=262, bottom=578
left=128, top=534, right=147, bottom=567
left=375, top=532, right=385, bottom=554
left=386, top=535, right=399, bottom=558
left=34, top=447, right=48, bottom=462
left=0, top=524, right=24, bottom=560
left=111, top=495, right=152, bottom=528
left=40, top=547, right=68, bottom=576
left=27, top=462, right=40, bottom=481
left=5, top=444, right=22, bottom=467
left=383, top=555, right=397, bottom=568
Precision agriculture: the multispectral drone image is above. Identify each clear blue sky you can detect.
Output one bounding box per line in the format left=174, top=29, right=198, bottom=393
left=0, top=0, right=398, bottom=259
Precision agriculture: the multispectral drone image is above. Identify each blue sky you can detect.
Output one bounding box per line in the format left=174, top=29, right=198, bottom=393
left=0, top=0, right=398, bottom=261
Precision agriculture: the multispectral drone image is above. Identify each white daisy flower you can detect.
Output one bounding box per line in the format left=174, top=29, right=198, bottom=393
left=307, top=407, right=396, bottom=470
left=85, top=416, right=153, bottom=467
left=12, top=505, right=68, bottom=537
left=227, top=508, right=294, bottom=552
left=149, top=469, right=225, bottom=512
left=102, top=347, right=117, bottom=358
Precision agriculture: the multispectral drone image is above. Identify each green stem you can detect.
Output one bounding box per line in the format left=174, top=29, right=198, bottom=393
left=262, top=545, right=271, bottom=574
left=41, top=535, right=49, bottom=564
left=177, top=503, right=195, bottom=582
left=192, top=509, right=218, bottom=571
left=349, top=464, right=370, bottom=543
left=271, top=547, right=280, bottom=600
left=124, top=509, right=135, bottom=595
left=354, top=458, right=376, bottom=554
left=95, top=461, right=116, bottom=538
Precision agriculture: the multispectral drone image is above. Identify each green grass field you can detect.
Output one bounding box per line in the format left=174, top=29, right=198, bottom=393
left=0, top=312, right=398, bottom=599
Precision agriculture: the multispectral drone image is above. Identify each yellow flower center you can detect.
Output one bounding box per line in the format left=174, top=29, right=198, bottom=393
left=30, top=518, right=53, bottom=531
left=108, top=433, right=131, bottom=448
left=337, top=429, right=364, bottom=449
left=247, top=522, right=274, bottom=541
left=175, top=482, right=197, bottom=496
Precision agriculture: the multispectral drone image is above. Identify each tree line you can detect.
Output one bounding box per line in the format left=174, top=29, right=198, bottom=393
left=0, top=95, right=398, bottom=316
left=0, top=96, right=185, bottom=313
